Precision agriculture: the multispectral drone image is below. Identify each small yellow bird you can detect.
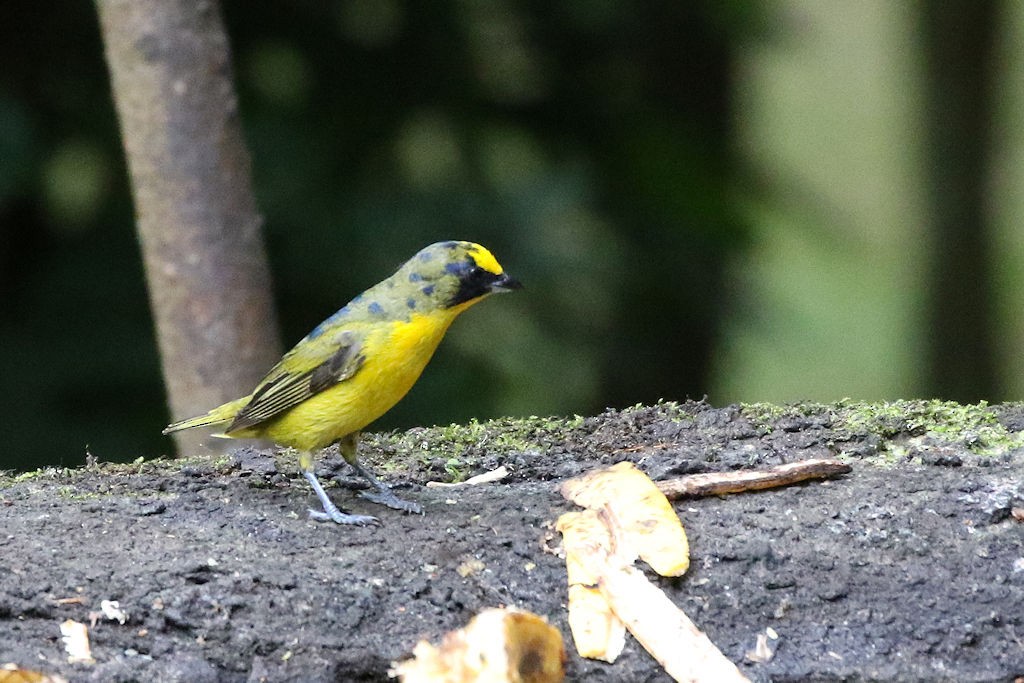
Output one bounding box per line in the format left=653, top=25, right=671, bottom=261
left=163, top=241, right=521, bottom=525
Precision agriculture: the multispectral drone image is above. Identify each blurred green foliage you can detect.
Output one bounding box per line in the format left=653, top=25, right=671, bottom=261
left=0, top=1, right=750, bottom=470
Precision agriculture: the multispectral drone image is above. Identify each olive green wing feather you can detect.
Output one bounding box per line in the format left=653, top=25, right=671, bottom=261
left=226, top=329, right=366, bottom=432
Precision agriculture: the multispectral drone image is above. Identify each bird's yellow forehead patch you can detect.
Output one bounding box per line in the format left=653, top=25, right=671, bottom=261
left=467, top=243, right=503, bottom=275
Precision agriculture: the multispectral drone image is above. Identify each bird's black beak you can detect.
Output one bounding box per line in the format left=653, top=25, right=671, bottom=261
left=490, top=272, right=523, bottom=293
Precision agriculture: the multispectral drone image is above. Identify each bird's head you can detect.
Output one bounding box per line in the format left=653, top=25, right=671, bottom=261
left=399, top=241, right=522, bottom=311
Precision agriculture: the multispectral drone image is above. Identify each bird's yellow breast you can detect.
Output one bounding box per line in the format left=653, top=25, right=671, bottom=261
left=253, top=310, right=462, bottom=451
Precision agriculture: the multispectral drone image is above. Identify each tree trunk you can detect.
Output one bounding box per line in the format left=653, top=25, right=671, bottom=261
left=921, top=0, right=999, bottom=401
left=97, top=0, right=282, bottom=453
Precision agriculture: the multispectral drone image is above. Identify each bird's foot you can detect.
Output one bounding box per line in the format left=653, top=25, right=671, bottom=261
left=303, top=469, right=380, bottom=526
left=308, top=507, right=380, bottom=526
left=360, top=488, right=423, bottom=514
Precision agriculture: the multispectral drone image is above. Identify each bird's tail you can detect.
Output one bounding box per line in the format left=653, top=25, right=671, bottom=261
left=162, top=397, right=250, bottom=435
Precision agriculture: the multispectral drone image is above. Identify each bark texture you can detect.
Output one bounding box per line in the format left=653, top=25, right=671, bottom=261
left=97, top=0, right=282, bottom=453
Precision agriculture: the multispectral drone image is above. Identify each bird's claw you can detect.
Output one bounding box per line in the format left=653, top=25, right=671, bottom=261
left=307, top=508, right=381, bottom=526
left=359, top=489, right=423, bottom=514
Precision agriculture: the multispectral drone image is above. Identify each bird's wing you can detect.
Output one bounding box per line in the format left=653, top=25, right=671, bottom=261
left=226, top=328, right=367, bottom=432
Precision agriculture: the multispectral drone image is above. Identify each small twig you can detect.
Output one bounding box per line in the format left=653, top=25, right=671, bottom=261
left=425, top=465, right=509, bottom=488
left=656, top=458, right=851, bottom=500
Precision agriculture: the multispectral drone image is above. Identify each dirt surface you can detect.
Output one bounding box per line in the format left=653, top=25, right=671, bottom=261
left=2, top=400, right=1024, bottom=682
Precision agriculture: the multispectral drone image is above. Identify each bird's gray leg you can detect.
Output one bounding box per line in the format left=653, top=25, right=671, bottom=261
left=299, top=449, right=379, bottom=526
left=340, top=433, right=423, bottom=514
